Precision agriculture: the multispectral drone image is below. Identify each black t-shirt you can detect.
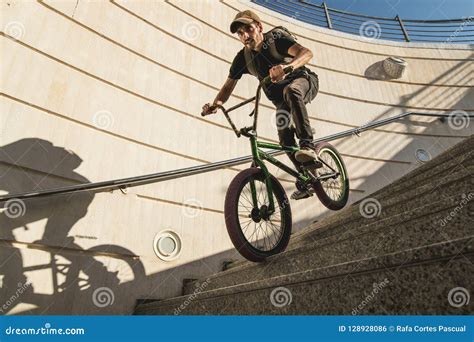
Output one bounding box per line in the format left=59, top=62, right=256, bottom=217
left=228, top=30, right=314, bottom=103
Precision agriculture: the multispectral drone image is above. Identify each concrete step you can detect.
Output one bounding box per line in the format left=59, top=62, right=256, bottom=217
left=135, top=237, right=474, bottom=315
left=288, top=165, right=472, bottom=250
left=220, top=136, right=473, bottom=272
left=134, top=136, right=473, bottom=314
left=183, top=157, right=472, bottom=293
left=183, top=179, right=472, bottom=294
left=286, top=139, right=472, bottom=249
left=375, top=135, right=473, bottom=194
left=370, top=141, right=473, bottom=202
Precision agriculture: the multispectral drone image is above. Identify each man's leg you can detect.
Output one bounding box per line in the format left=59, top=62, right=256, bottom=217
left=282, top=73, right=321, bottom=165
left=282, top=74, right=318, bottom=148
left=274, top=103, right=315, bottom=200
left=275, top=103, right=302, bottom=171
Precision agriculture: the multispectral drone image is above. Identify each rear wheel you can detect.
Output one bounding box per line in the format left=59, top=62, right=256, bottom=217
left=224, top=168, right=292, bottom=262
left=311, top=142, right=349, bottom=210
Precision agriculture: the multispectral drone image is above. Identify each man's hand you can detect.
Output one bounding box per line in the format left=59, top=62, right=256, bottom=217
left=269, top=64, right=287, bottom=83
left=201, top=103, right=219, bottom=116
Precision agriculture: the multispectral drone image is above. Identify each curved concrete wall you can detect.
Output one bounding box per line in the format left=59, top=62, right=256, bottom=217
left=0, top=0, right=472, bottom=314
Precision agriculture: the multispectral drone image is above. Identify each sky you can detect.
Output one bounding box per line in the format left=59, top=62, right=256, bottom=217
left=317, top=0, right=474, bottom=20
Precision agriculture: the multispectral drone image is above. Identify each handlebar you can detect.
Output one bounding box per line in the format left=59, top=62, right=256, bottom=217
left=201, top=106, right=218, bottom=117
left=201, top=65, right=294, bottom=117
left=200, top=65, right=295, bottom=137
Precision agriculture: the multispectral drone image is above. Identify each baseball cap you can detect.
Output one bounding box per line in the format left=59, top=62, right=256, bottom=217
left=230, top=10, right=261, bottom=33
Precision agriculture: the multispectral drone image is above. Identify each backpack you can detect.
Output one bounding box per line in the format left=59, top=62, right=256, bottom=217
left=244, top=26, right=297, bottom=77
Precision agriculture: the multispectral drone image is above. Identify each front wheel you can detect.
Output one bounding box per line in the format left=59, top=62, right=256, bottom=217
left=312, top=142, right=349, bottom=210
left=224, top=168, right=292, bottom=262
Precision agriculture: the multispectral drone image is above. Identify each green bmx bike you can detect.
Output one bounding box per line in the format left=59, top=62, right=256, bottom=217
left=203, top=67, right=349, bottom=262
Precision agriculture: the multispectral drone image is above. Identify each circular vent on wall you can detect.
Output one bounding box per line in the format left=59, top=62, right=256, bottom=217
left=415, top=148, right=432, bottom=163
left=153, top=230, right=182, bottom=261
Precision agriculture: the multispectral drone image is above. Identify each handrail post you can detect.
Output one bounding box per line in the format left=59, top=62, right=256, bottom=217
left=396, top=15, right=410, bottom=42
left=322, top=2, right=333, bottom=29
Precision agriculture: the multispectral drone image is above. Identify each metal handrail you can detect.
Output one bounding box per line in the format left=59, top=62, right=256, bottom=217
left=253, top=0, right=474, bottom=43
left=1, top=112, right=472, bottom=203
left=301, top=0, right=471, bottom=23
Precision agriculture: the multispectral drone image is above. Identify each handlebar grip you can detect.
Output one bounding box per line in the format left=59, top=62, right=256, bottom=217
left=283, top=65, right=294, bottom=74
left=201, top=104, right=220, bottom=117
left=261, top=65, right=294, bottom=85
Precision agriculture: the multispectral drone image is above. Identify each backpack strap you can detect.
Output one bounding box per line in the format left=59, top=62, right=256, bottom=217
left=243, top=47, right=258, bottom=77
left=266, top=27, right=296, bottom=64
left=243, top=26, right=296, bottom=78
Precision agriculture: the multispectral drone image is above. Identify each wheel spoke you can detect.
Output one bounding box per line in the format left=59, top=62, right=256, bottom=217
left=318, top=149, right=346, bottom=201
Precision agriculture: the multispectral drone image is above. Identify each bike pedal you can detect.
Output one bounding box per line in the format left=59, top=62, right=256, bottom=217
left=290, top=189, right=314, bottom=200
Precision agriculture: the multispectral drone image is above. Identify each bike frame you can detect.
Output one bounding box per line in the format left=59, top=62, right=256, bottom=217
left=218, top=82, right=315, bottom=213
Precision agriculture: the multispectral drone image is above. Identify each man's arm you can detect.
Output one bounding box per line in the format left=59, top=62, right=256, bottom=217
left=202, top=78, right=239, bottom=115
left=213, top=77, right=239, bottom=105
left=287, top=43, right=313, bottom=70
left=269, top=43, right=313, bottom=82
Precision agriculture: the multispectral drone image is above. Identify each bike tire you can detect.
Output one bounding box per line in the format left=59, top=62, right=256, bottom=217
left=224, top=167, right=292, bottom=262
left=312, top=142, right=350, bottom=210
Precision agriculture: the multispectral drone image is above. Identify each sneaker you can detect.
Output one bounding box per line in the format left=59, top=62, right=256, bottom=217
left=295, top=147, right=317, bottom=163
left=295, top=147, right=322, bottom=169
left=290, top=187, right=315, bottom=200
